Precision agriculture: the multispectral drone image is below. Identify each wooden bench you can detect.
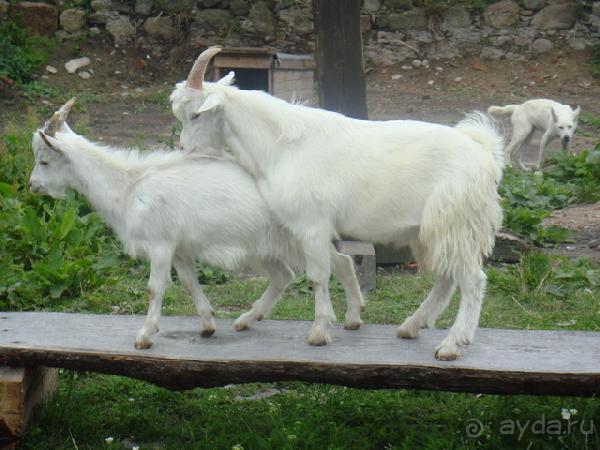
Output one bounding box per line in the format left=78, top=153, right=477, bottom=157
left=1, top=312, right=599, bottom=396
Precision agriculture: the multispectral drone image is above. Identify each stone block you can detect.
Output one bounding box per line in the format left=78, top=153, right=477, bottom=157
left=334, top=240, right=376, bottom=292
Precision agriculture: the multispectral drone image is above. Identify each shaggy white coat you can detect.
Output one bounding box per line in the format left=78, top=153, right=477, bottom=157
left=171, top=63, right=506, bottom=360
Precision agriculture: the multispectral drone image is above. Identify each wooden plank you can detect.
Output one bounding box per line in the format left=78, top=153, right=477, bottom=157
left=274, top=53, right=316, bottom=70
left=217, top=47, right=276, bottom=55
left=0, top=366, right=58, bottom=443
left=313, top=0, right=368, bottom=119
left=0, top=313, right=599, bottom=396
left=213, top=55, right=273, bottom=70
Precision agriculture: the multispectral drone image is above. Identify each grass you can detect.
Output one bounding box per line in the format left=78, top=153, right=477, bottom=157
left=146, top=89, right=171, bottom=108
left=579, top=112, right=600, bottom=132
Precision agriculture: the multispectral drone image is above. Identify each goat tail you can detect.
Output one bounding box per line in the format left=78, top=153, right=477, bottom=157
left=455, top=111, right=506, bottom=174
left=417, top=112, right=505, bottom=280
left=418, top=175, right=503, bottom=283
left=487, top=105, right=517, bottom=117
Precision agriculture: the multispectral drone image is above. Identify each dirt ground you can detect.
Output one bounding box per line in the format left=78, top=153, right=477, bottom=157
left=2, top=37, right=599, bottom=261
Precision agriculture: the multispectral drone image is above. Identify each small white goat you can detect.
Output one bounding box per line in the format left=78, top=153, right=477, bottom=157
left=171, top=47, right=506, bottom=360
left=29, top=99, right=364, bottom=349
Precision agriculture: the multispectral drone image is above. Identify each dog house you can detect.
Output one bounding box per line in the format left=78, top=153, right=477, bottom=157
left=209, top=47, right=317, bottom=104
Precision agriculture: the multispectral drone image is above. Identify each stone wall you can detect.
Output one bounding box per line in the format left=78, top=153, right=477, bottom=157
left=2, top=0, right=600, bottom=64
left=362, top=0, right=600, bottom=66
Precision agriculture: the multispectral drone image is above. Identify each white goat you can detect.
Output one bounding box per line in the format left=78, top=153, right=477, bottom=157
left=29, top=99, right=364, bottom=349
left=170, top=47, right=506, bottom=360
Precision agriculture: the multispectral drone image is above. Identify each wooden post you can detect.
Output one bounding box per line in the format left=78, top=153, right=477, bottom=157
left=0, top=366, right=58, bottom=446
left=313, top=0, right=368, bottom=119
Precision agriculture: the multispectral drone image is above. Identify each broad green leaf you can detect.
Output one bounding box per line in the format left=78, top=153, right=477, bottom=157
left=22, top=208, right=44, bottom=241
left=58, top=207, right=77, bottom=240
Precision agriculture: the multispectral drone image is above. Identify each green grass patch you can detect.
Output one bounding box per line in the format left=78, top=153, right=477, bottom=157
left=579, top=112, right=600, bottom=131
left=0, top=19, right=55, bottom=85
left=146, top=88, right=171, bottom=108
left=499, top=147, right=600, bottom=244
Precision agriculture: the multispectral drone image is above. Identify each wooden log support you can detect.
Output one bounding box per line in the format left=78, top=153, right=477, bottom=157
left=0, top=366, right=58, bottom=446
left=0, top=313, right=599, bottom=397
left=313, top=0, right=368, bottom=119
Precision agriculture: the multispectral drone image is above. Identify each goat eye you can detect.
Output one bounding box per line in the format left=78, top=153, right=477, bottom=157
left=568, top=125, right=572, bottom=129
left=559, top=126, right=564, bottom=129
left=191, top=112, right=201, bottom=120
left=40, top=161, right=49, bottom=166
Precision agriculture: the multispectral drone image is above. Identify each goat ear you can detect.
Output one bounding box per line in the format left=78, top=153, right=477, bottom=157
left=551, top=108, right=558, bottom=123
left=217, top=71, right=235, bottom=86
left=39, top=131, right=64, bottom=154
left=573, top=105, right=581, bottom=120
left=194, top=93, right=222, bottom=116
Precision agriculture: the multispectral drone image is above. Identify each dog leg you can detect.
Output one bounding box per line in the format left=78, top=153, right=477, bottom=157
left=537, top=130, right=554, bottom=171
left=506, top=122, right=533, bottom=170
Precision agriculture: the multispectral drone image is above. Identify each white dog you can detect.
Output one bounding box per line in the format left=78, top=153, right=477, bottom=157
left=488, top=99, right=580, bottom=170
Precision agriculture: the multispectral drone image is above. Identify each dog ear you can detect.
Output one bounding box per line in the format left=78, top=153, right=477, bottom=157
left=551, top=108, right=558, bottom=123
left=572, top=105, right=581, bottom=120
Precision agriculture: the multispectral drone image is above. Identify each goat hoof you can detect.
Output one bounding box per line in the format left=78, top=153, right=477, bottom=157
left=200, top=328, right=216, bottom=338
left=397, top=321, right=419, bottom=339
left=435, top=343, right=460, bottom=361
left=308, top=329, right=331, bottom=346
left=134, top=340, right=153, bottom=350
left=435, top=350, right=459, bottom=361
left=344, top=320, right=362, bottom=330
left=234, top=320, right=249, bottom=332
left=308, top=337, right=329, bottom=346
left=255, top=314, right=264, bottom=321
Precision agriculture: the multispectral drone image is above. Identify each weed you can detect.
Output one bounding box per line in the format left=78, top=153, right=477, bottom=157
left=147, top=89, right=171, bottom=108
left=579, top=112, right=600, bottom=131
left=196, top=264, right=229, bottom=284
left=544, top=148, right=600, bottom=203
left=290, top=273, right=344, bottom=296
left=591, top=43, right=600, bottom=79
left=159, top=123, right=182, bottom=150
left=131, top=132, right=146, bottom=149
left=61, top=0, right=92, bottom=10
left=0, top=19, right=55, bottom=85
left=499, top=148, right=600, bottom=244
left=499, top=168, right=574, bottom=244
left=20, top=80, right=61, bottom=100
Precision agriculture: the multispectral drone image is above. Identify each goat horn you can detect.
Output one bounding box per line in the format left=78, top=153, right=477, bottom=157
left=43, top=97, right=77, bottom=136
left=187, top=46, right=222, bottom=90
left=58, top=97, right=77, bottom=120
left=43, top=112, right=62, bottom=136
